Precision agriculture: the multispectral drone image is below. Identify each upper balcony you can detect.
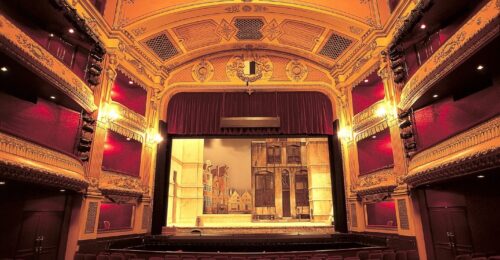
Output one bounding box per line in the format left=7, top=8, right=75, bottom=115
left=0, top=0, right=105, bottom=112
left=390, top=0, right=498, bottom=110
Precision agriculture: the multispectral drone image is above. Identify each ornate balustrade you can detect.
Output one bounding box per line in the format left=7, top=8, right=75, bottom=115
left=100, top=170, right=147, bottom=197
left=404, top=116, right=500, bottom=186
left=0, top=15, right=97, bottom=112
left=0, top=131, right=88, bottom=191
left=398, top=0, right=499, bottom=110
left=353, top=167, right=397, bottom=196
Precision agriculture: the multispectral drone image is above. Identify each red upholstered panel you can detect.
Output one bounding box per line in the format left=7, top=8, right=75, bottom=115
left=414, top=85, right=500, bottom=151
left=0, top=92, right=81, bottom=155
left=111, top=71, right=147, bottom=115
left=357, top=128, right=394, bottom=176
left=167, top=92, right=334, bottom=135
left=97, top=203, right=134, bottom=231
left=101, top=130, right=142, bottom=177
left=366, top=201, right=398, bottom=228
left=352, top=72, right=385, bottom=115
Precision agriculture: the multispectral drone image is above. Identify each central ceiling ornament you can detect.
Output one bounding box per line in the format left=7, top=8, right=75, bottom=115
left=286, top=59, right=308, bottom=82
left=226, top=54, right=273, bottom=83
left=192, top=59, right=214, bottom=82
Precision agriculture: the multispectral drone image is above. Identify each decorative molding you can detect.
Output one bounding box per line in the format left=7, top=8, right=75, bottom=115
left=0, top=131, right=87, bottom=191
left=353, top=99, right=387, bottom=132
left=216, top=19, right=237, bottom=41
left=350, top=203, right=358, bottom=227
left=85, top=202, right=98, bottom=233
left=192, top=59, right=214, bottom=82
left=226, top=55, right=273, bottom=83
left=357, top=185, right=397, bottom=198
left=356, top=167, right=395, bottom=189
left=262, top=19, right=282, bottom=41
left=285, top=59, right=308, bottom=82
left=142, top=205, right=152, bottom=230
left=107, top=121, right=145, bottom=143
left=100, top=170, right=147, bottom=197
left=0, top=15, right=97, bottom=112
left=397, top=199, right=409, bottom=230
left=110, top=101, right=147, bottom=137
left=354, top=119, right=389, bottom=142
left=399, top=1, right=499, bottom=110
left=404, top=116, right=500, bottom=187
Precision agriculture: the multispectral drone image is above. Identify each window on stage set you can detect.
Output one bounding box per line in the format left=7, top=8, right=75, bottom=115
left=287, top=144, right=301, bottom=164
left=295, top=172, right=309, bottom=207
left=267, top=145, right=281, bottom=164
left=255, top=171, right=275, bottom=207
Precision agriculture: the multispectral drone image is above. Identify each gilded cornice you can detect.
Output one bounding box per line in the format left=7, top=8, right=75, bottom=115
left=398, top=0, right=499, bottom=110
left=404, top=116, right=500, bottom=187
left=353, top=167, right=396, bottom=194
left=353, top=99, right=387, bottom=133
left=100, top=170, right=147, bottom=197
left=0, top=15, right=97, bottom=112
left=354, top=119, right=389, bottom=142
left=0, top=131, right=88, bottom=191
left=107, top=120, right=145, bottom=143
left=111, top=101, right=147, bottom=135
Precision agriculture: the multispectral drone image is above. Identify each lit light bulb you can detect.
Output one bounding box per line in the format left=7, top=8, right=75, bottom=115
left=375, top=106, right=387, bottom=117
left=153, top=133, right=164, bottom=143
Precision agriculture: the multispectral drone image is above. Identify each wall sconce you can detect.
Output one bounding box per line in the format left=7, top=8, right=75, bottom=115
left=337, top=127, right=353, bottom=141
left=147, top=129, right=164, bottom=144
left=375, top=105, right=387, bottom=117
left=99, top=103, right=120, bottom=124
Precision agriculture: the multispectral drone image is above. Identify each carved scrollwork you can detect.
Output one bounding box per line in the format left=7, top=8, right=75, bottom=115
left=286, top=59, right=308, bottom=82
left=192, top=59, right=214, bottom=82
left=226, top=55, right=273, bottom=83
left=100, top=171, right=146, bottom=197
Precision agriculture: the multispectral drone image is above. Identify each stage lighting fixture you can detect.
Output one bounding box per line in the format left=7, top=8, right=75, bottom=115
left=82, top=114, right=95, bottom=124
left=77, top=143, right=91, bottom=152
left=82, top=124, right=95, bottom=133
left=80, top=155, right=90, bottom=162
left=398, top=110, right=412, bottom=119
left=404, top=142, right=417, bottom=150
left=400, top=132, right=414, bottom=139
left=399, top=119, right=412, bottom=129
left=79, top=137, right=92, bottom=145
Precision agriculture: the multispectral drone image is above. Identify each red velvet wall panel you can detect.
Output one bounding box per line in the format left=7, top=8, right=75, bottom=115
left=357, top=128, right=394, bottom=176
left=0, top=92, right=80, bottom=155
left=97, top=203, right=134, bottom=231
left=366, top=201, right=398, bottom=228
left=167, top=92, right=334, bottom=135
left=414, top=85, right=500, bottom=151
left=352, top=72, right=385, bottom=115
left=111, top=71, right=147, bottom=116
left=101, top=130, right=142, bottom=177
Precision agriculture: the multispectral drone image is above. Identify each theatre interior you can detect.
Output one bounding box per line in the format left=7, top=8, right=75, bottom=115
left=0, top=0, right=498, bottom=259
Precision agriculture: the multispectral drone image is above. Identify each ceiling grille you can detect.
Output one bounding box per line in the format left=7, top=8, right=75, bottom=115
left=143, top=33, right=179, bottom=61
left=319, top=33, right=353, bottom=60
left=234, top=18, right=264, bottom=40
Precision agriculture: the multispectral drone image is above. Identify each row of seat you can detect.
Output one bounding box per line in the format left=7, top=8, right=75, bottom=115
left=456, top=255, right=500, bottom=260
left=74, top=249, right=420, bottom=260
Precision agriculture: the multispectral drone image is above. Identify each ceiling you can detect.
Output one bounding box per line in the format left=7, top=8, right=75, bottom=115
left=115, top=0, right=393, bottom=72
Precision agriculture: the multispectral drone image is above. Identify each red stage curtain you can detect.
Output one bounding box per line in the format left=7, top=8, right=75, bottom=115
left=357, top=128, right=394, bottom=176
left=101, top=130, right=142, bottom=177
left=166, top=92, right=334, bottom=135
left=366, top=201, right=398, bottom=228
left=414, top=85, right=500, bottom=151
left=352, top=73, right=385, bottom=115
left=97, top=203, right=134, bottom=231
left=0, top=92, right=81, bottom=155
left=111, top=71, right=147, bottom=116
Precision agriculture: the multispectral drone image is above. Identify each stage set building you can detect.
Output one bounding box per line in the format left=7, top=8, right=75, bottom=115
left=0, top=0, right=498, bottom=259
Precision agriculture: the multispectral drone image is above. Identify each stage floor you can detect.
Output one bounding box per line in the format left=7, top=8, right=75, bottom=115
left=164, top=222, right=334, bottom=235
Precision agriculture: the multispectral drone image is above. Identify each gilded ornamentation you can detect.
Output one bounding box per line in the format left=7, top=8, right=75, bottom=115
left=111, top=101, right=147, bottom=136
left=356, top=167, right=394, bottom=188
left=192, top=59, right=214, bottom=82
left=349, top=26, right=363, bottom=35
left=0, top=16, right=96, bottom=111
left=216, top=19, right=237, bottom=41
left=100, top=171, right=146, bottom=197
left=262, top=19, right=282, bottom=41
left=131, top=27, right=147, bottom=37
left=226, top=55, right=273, bottom=83
left=354, top=120, right=389, bottom=142
left=84, top=202, right=98, bottom=233
left=399, top=1, right=498, bottom=110
left=285, top=59, right=308, bottom=82
left=353, top=100, right=387, bottom=133
left=404, top=117, right=500, bottom=186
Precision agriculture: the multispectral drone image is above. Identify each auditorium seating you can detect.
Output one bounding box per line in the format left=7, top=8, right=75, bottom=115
left=75, top=249, right=426, bottom=260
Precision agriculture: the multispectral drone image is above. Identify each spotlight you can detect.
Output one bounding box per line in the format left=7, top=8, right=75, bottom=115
left=82, top=114, right=95, bottom=124
left=420, top=24, right=426, bottom=29
left=1, top=66, right=8, bottom=72
left=0, top=181, right=5, bottom=185
left=68, top=28, right=75, bottom=34
left=126, top=137, right=131, bottom=141
left=477, top=175, right=485, bottom=179
left=400, top=132, right=414, bottom=139
left=153, top=133, right=164, bottom=143
left=82, top=124, right=95, bottom=133
left=59, top=189, right=66, bottom=192
left=432, top=94, right=438, bottom=98
left=398, top=110, right=412, bottom=119
left=50, top=96, right=56, bottom=100
left=404, top=142, right=417, bottom=150
left=79, top=137, right=92, bottom=145
left=364, top=79, right=369, bottom=83
left=399, top=119, right=412, bottom=129
left=80, top=154, right=90, bottom=162
left=49, top=33, right=54, bottom=37
left=375, top=106, right=387, bottom=117
left=77, top=143, right=91, bottom=152
left=476, top=65, right=484, bottom=71
left=128, top=80, right=134, bottom=85
left=372, top=135, right=377, bottom=139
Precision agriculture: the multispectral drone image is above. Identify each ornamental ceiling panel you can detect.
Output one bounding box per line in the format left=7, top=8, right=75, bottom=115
left=173, top=20, right=221, bottom=51
left=277, top=20, right=325, bottom=51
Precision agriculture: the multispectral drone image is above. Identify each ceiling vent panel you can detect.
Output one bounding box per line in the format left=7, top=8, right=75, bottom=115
left=234, top=18, right=264, bottom=40
left=319, top=32, right=353, bottom=60
left=143, top=33, right=180, bottom=61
